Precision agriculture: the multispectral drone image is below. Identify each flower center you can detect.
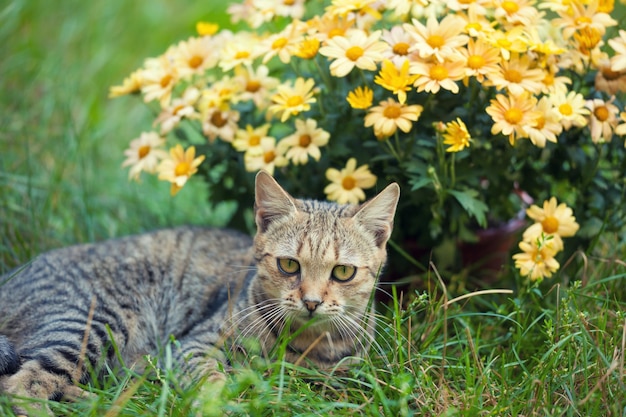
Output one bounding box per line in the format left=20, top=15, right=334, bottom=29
left=501, top=0, right=519, bottom=14
left=342, top=176, right=356, bottom=190
left=393, top=42, right=410, bottom=56
left=575, top=16, right=592, bottom=25
left=246, top=80, right=261, bottom=92
left=172, top=104, right=185, bottom=115
left=249, top=135, right=261, bottom=146
left=264, top=151, right=276, bottom=163
left=504, top=69, right=523, bottom=83
left=160, top=74, right=173, bottom=88
left=299, top=134, right=312, bottom=147
left=465, top=22, right=481, bottom=32
left=542, top=216, right=559, bottom=234
left=558, top=103, right=573, bottom=116
left=497, top=38, right=512, bottom=49
left=235, top=51, right=250, bottom=60
left=430, top=64, right=449, bottom=81
left=346, top=46, right=364, bottom=61
left=328, top=28, right=345, bottom=38
left=283, top=0, right=295, bottom=5
left=138, top=145, right=150, bottom=159
left=272, top=37, right=288, bottom=50
left=594, top=105, right=609, bottom=122
left=504, top=108, right=523, bottom=124
left=534, top=115, right=546, bottom=130
left=383, top=104, right=402, bottom=119
left=174, top=161, right=191, bottom=177
left=467, top=55, right=485, bottom=69
left=286, top=95, right=304, bottom=107
left=210, top=111, right=228, bottom=127
left=427, top=34, right=445, bottom=48
left=188, top=55, right=203, bottom=69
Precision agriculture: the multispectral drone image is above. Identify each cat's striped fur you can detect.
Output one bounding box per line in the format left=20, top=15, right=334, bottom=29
left=0, top=171, right=399, bottom=414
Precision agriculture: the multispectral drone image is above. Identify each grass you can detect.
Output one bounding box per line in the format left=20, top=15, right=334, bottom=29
left=1, top=0, right=625, bottom=416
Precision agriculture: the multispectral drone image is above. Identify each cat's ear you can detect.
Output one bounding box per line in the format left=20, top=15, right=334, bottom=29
left=254, top=170, right=298, bottom=232
left=353, top=183, right=400, bottom=248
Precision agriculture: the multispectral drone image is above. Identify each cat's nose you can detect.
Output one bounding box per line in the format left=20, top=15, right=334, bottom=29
left=303, top=298, right=322, bottom=312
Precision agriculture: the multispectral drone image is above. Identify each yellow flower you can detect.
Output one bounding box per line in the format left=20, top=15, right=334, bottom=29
left=615, top=111, right=626, bottom=139
left=459, top=38, right=501, bottom=83
left=318, top=29, right=387, bottom=77
left=268, top=77, right=317, bottom=122
left=585, top=98, right=619, bottom=143
left=364, top=98, right=423, bottom=138
left=374, top=60, right=418, bottom=104
left=442, top=118, right=471, bottom=152
left=513, top=236, right=561, bottom=281
left=294, top=37, right=321, bottom=60
left=347, top=86, right=373, bottom=110
left=485, top=27, right=529, bottom=60
left=140, top=56, right=179, bottom=107
left=411, top=58, right=466, bottom=94
left=201, top=106, right=240, bottom=143
left=486, top=53, right=546, bottom=96
left=493, top=0, right=542, bottom=27
left=233, top=65, right=279, bottom=109
left=218, top=32, right=261, bottom=72
left=157, top=145, right=205, bottom=196
left=122, top=132, right=169, bottom=181
left=232, top=124, right=272, bottom=152
left=278, top=118, right=330, bottom=165
left=403, top=14, right=469, bottom=62
left=548, top=89, right=591, bottom=130
left=109, top=69, right=143, bottom=98
left=525, top=197, right=580, bottom=238
left=554, top=0, right=617, bottom=40
left=171, top=36, right=218, bottom=79
left=485, top=92, right=539, bottom=144
left=524, top=96, right=562, bottom=148
left=244, top=137, right=288, bottom=175
left=325, top=0, right=382, bottom=20
left=324, top=158, right=377, bottom=204
left=196, top=21, right=219, bottom=36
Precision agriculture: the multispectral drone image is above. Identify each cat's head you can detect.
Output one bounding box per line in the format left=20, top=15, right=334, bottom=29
left=252, top=171, right=399, bottom=333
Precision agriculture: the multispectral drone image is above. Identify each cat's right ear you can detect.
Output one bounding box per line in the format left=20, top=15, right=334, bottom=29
left=254, top=171, right=298, bottom=232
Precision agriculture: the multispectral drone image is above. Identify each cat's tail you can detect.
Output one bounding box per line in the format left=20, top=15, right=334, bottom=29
left=0, top=335, right=20, bottom=375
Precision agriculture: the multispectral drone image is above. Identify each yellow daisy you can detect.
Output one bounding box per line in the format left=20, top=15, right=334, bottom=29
left=232, top=124, right=272, bottom=153
left=268, top=77, right=317, bottom=122
left=364, top=98, right=423, bottom=138
left=122, top=132, right=169, bottom=181
left=278, top=118, right=330, bottom=165
left=318, top=29, right=387, bottom=77
left=109, top=69, right=143, bottom=98
left=524, top=96, right=562, bottom=148
left=201, top=107, right=240, bottom=143
left=374, top=60, right=418, bottom=104
left=585, top=98, right=619, bottom=144
left=346, top=86, right=373, bottom=110
left=485, top=92, right=539, bottom=145
left=554, top=0, right=617, bottom=40
left=172, top=36, right=218, bottom=79
left=513, top=236, right=561, bottom=281
left=493, top=0, right=542, bottom=27
left=525, top=197, right=580, bottom=238
left=233, top=65, right=279, bottom=109
left=324, top=158, right=377, bottom=204
left=243, top=137, right=288, bottom=175
left=196, top=21, right=219, bottom=36
left=615, top=111, right=626, bottom=138
left=403, top=15, right=469, bottom=63
left=485, top=27, right=529, bottom=60
left=548, top=89, right=590, bottom=130
left=140, top=56, right=179, bottom=107
left=411, top=58, right=466, bottom=94
left=154, top=87, right=200, bottom=135
left=218, top=32, right=261, bottom=72
left=486, top=53, right=546, bottom=96
left=459, top=39, right=501, bottom=83
left=157, top=145, right=205, bottom=196
left=442, top=118, right=472, bottom=152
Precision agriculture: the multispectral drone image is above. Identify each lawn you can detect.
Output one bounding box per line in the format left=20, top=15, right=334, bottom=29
left=1, top=0, right=625, bottom=416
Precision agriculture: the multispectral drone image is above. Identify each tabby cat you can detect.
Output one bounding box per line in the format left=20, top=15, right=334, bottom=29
left=0, top=171, right=399, bottom=413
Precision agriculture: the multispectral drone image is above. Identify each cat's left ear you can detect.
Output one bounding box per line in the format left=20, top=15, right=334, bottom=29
left=254, top=170, right=298, bottom=232
left=353, top=183, right=400, bottom=248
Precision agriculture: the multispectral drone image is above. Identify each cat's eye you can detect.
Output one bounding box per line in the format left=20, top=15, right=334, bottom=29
left=331, top=265, right=356, bottom=282
left=277, top=258, right=300, bottom=275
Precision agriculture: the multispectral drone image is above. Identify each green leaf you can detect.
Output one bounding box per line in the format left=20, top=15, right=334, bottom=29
left=448, top=189, right=488, bottom=228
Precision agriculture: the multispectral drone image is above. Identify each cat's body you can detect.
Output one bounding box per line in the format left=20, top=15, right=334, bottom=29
left=0, top=172, right=399, bottom=414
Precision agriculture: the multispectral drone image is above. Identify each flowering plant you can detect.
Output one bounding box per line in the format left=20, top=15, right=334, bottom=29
left=111, top=0, right=626, bottom=281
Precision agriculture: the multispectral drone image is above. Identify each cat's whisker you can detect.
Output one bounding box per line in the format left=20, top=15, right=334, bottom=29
left=340, top=310, right=393, bottom=367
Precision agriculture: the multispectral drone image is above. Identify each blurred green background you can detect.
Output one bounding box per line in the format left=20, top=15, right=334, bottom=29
left=0, top=0, right=234, bottom=272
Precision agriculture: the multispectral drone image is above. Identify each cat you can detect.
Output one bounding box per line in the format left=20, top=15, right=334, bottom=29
left=0, top=170, right=399, bottom=414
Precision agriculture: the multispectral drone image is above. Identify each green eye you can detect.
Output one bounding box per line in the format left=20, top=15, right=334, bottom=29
left=331, top=265, right=356, bottom=282
left=277, top=258, right=300, bottom=275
